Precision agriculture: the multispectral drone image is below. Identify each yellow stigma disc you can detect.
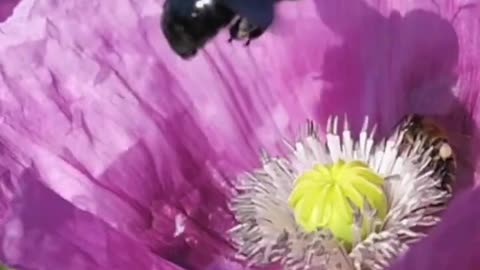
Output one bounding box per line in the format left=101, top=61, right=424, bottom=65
left=288, top=160, right=387, bottom=246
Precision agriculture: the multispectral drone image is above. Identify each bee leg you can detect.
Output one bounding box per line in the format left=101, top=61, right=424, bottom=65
left=244, top=38, right=252, bottom=46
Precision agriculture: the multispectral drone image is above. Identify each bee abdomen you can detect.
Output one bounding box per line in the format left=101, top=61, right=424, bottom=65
left=398, top=114, right=456, bottom=194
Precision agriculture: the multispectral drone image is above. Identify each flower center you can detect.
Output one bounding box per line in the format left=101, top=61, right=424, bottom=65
left=288, top=160, right=387, bottom=247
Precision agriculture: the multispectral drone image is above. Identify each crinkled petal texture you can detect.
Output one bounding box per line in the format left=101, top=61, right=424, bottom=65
left=0, top=166, right=182, bottom=270
left=0, top=0, right=478, bottom=269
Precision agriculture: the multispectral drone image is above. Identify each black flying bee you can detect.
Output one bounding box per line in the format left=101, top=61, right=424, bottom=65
left=228, top=16, right=265, bottom=46
left=161, top=0, right=235, bottom=58
left=161, top=0, right=276, bottom=59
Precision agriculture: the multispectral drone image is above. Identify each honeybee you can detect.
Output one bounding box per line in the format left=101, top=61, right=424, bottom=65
left=397, top=114, right=456, bottom=193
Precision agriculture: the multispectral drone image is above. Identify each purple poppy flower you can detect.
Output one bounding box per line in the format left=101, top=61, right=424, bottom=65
left=0, top=0, right=479, bottom=269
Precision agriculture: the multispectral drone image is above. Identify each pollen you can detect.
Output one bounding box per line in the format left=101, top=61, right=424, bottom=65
left=288, top=160, right=387, bottom=248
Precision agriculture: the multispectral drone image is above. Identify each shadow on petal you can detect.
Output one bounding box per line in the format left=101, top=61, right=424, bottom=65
left=0, top=0, right=20, bottom=23
left=313, top=0, right=478, bottom=191
left=93, top=123, right=241, bottom=269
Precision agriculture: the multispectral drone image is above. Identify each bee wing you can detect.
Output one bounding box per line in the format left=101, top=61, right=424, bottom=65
left=221, top=0, right=275, bottom=29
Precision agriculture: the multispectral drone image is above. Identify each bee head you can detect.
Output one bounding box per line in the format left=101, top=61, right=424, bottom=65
left=161, top=0, right=235, bottom=59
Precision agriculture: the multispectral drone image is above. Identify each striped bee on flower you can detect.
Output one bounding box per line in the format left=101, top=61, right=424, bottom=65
left=397, top=114, right=457, bottom=194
